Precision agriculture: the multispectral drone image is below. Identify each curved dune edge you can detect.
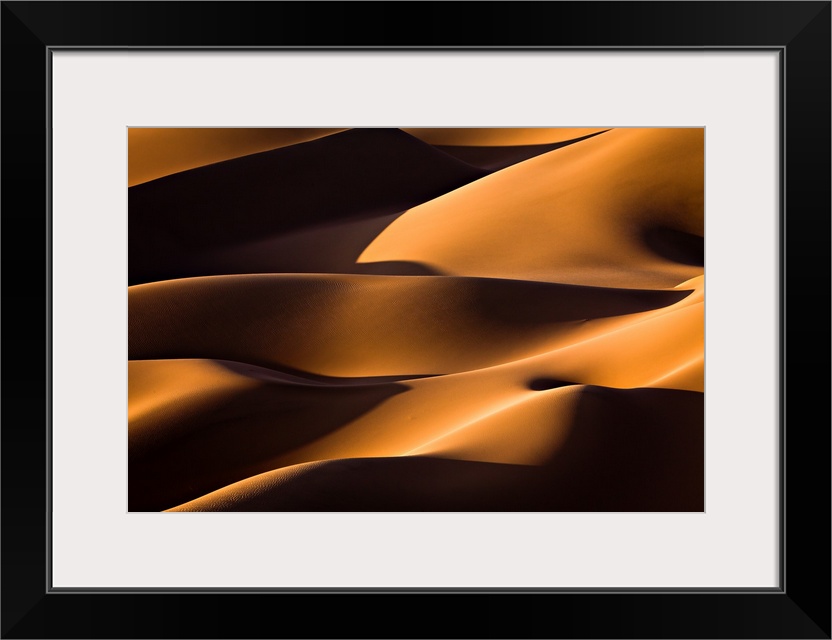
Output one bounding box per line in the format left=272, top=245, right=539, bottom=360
left=128, top=127, right=611, bottom=187
left=404, top=127, right=610, bottom=146
left=433, top=130, right=610, bottom=171
left=129, top=273, right=697, bottom=378
left=128, top=128, right=348, bottom=186
left=128, top=127, right=705, bottom=512
left=127, top=127, right=604, bottom=187
left=127, top=128, right=489, bottom=285
left=164, top=386, right=703, bottom=513
left=358, top=128, right=704, bottom=289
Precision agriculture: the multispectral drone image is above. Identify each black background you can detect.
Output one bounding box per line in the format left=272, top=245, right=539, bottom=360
left=2, top=2, right=829, bottom=638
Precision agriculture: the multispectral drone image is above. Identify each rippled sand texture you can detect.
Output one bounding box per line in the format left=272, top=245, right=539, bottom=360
left=128, top=127, right=704, bottom=512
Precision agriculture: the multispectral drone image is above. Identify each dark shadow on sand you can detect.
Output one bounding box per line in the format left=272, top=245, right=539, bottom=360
left=129, top=378, right=412, bottom=512
left=642, top=226, right=704, bottom=267
left=170, top=386, right=703, bottom=512
left=128, top=128, right=486, bottom=285
left=434, top=130, right=610, bottom=171
left=528, top=377, right=577, bottom=391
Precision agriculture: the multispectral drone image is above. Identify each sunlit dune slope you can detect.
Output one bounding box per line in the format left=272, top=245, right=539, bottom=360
left=129, top=355, right=703, bottom=512
left=162, top=385, right=703, bottom=512
left=359, top=128, right=704, bottom=289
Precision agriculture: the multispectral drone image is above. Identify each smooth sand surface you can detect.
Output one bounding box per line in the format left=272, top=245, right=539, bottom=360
left=358, top=128, right=704, bottom=289
left=128, top=127, right=704, bottom=511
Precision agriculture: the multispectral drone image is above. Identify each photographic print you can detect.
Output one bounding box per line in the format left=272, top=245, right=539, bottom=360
left=128, top=127, right=704, bottom=512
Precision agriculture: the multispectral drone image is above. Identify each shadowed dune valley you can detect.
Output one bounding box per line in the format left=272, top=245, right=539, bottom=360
left=128, top=127, right=704, bottom=512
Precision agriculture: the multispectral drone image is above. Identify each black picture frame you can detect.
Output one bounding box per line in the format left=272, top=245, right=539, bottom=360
left=2, top=2, right=829, bottom=638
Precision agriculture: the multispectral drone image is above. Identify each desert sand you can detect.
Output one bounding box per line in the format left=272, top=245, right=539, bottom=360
left=128, top=127, right=704, bottom=512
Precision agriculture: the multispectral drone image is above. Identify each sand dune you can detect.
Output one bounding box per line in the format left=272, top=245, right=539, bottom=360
left=166, top=386, right=703, bottom=512
left=128, top=128, right=487, bottom=285
left=359, top=128, right=704, bottom=289
left=128, top=127, right=704, bottom=512
left=129, top=273, right=693, bottom=377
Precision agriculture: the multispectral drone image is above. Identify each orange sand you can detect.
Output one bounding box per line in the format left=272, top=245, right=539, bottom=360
left=128, top=127, right=704, bottom=512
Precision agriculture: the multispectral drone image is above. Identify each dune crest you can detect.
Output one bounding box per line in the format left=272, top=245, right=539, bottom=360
left=358, top=128, right=704, bottom=289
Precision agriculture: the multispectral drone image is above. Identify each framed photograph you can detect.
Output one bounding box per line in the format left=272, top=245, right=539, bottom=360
left=2, top=1, right=829, bottom=638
